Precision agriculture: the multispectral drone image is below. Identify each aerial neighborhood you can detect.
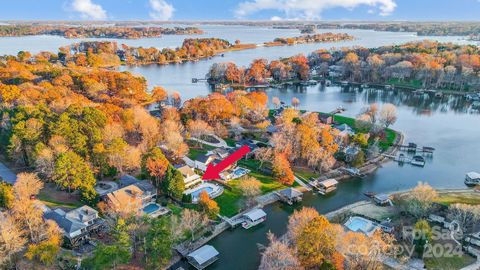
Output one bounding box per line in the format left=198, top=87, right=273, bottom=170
left=1, top=3, right=480, bottom=270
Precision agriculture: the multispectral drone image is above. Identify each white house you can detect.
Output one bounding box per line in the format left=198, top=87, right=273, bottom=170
left=177, top=165, right=203, bottom=189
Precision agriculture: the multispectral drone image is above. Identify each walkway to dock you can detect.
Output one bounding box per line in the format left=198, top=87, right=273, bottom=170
left=293, top=175, right=312, bottom=191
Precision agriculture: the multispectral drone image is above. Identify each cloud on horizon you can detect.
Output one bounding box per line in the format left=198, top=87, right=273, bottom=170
left=69, top=0, right=107, bottom=20
left=235, top=0, right=397, bottom=20
left=149, top=0, right=175, bottom=20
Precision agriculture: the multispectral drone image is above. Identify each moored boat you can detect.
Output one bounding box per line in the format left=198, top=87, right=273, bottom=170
left=411, top=155, right=426, bottom=167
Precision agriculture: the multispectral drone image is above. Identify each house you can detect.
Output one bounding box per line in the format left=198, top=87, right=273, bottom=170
left=191, top=153, right=218, bottom=171
left=43, top=205, right=104, bottom=247
left=104, top=180, right=168, bottom=217
left=177, top=165, right=203, bottom=189
left=208, top=148, right=230, bottom=159
left=187, top=245, right=220, bottom=270
left=344, top=146, right=361, bottom=162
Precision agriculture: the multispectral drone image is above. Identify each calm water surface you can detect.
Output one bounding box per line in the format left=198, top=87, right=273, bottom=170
left=2, top=26, right=479, bottom=270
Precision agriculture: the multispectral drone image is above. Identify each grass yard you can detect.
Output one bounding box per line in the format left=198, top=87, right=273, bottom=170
left=387, top=78, right=423, bottom=89
left=435, top=192, right=480, bottom=206
left=334, top=114, right=397, bottom=151
left=37, top=183, right=83, bottom=209
left=215, top=159, right=289, bottom=217
left=293, top=167, right=320, bottom=181
left=424, top=254, right=476, bottom=270
left=224, top=138, right=237, bottom=147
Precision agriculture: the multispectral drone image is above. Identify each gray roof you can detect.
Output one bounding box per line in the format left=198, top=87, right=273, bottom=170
left=374, top=194, right=390, bottom=202
left=44, top=209, right=86, bottom=235
left=279, top=188, right=302, bottom=199
left=243, top=208, right=267, bottom=221
left=187, top=245, right=219, bottom=265
left=196, top=154, right=211, bottom=164
left=119, top=174, right=139, bottom=187
left=134, top=180, right=156, bottom=193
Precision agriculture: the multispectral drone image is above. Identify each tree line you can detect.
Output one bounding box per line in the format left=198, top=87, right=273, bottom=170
left=0, top=25, right=203, bottom=39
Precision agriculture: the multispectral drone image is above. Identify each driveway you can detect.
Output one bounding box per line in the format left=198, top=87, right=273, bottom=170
left=0, top=161, right=17, bottom=184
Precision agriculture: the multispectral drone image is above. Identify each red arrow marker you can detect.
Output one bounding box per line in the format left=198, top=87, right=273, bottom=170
left=202, top=145, right=251, bottom=180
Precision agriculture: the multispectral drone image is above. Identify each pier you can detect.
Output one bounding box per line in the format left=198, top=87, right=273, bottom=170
left=395, top=142, right=435, bottom=155
left=192, top=78, right=208, bottom=83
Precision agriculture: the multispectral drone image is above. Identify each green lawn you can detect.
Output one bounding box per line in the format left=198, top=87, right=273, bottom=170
left=215, top=159, right=289, bottom=217
left=293, top=167, right=320, bottom=181
left=188, top=148, right=208, bottom=160
left=424, top=254, right=476, bottom=270
left=334, top=114, right=397, bottom=151
left=37, top=193, right=83, bottom=209
left=435, top=192, right=480, bottom=206
left=387, top=78, right=423, bottom=89
left=224, top=138, right=237, bottom=147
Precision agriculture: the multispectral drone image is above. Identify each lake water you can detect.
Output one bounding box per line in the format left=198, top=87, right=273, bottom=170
left=2, top=25, right=479, bottom=270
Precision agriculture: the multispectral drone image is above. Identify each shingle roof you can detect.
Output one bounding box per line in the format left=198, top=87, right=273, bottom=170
left=44, top=209, right=86, bottom=235
left=279, top=188, right=302, bottom=199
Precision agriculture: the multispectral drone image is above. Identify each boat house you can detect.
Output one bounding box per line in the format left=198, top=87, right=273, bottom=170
left=465, top=172, right=480, bottom=186
left=277, top=188, right=303, bottom=205
left=242, top=208, right=267, bottom=229
left=187, top=245, right=219, bottom=270
left=314, top=178, right=339, bottom=195
left=373, top=194, right=392, bottom=206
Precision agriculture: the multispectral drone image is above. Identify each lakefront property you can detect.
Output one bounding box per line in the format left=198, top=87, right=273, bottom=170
left=1, top=4, right=480, bottom=270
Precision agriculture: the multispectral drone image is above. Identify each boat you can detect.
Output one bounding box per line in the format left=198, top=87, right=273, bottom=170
left=412, top=89, right=425, bottom=95
left=434, top=92, right=444, bottom=98
left=385, top=84, right=393, bottom=90
left=411, top=155, right=426, bottom=167
left=325, top=80, right=332, bottom=86
left=361, top=83, right=369, bottom=88
left=340, top=81, right=349, bottom=86
left=364, top=191, right=377, bottom=198
left=465, top=172, right=480, bottom=186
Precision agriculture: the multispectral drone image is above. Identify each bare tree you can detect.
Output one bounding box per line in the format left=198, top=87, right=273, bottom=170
left=291, top=97, right=300, bottom=109
left=237, top=176, right=262, bottom=207
left=0, top=213, right=26, bottom=267
left=379, top=103, right=398, bottom=128
left=287, top=207, right=320, bottom=243
left=403, top=182, right=438, bottom=218
left=255, top=147, right=273, bottom=168
left=272, top=97, right=281, bottom=109
left=259, top=232, right=303, bottom=270
left=448, top=204, right=480, bottom=232
left=180, top=209, right=209, bottom=241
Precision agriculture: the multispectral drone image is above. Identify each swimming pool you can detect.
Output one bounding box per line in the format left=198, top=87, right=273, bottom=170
left=185, top=182, right=224, bottom=203
left=190, top=186, right=214, bottom=199
left=143, top=203, right=160, bottom=214
left=230, top=167, right=250, bottom=179
left=344, top=216, right=379, bottom=236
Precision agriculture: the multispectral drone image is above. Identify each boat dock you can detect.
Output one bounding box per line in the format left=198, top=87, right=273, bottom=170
left=192, top=78, right=208, bottom=83
left=395, top=142, right=435, bottom=155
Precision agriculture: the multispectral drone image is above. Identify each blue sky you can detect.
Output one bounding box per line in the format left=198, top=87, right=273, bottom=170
left=1, top=0, right=480, bottom=21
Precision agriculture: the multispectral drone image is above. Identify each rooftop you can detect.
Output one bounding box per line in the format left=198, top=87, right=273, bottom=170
left=187, top=245, right=219, bottom=266
left=278, top=187, right=303, bottom=199
left=243, top=208, right=267, bottom=221
left=318, top=178, right=338, bottom=188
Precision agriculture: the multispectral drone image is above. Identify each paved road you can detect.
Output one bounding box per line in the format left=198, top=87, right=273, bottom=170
left=0, top=161, right=17, bottom=184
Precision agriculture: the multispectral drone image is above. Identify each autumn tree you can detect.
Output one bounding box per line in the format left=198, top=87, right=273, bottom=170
left=198, top=191, right=220, bottom=219
left=291, top=97, right=300, bottom=109
left=0, top=182, right=14, bottom=208
left=287, top=207, right=320, bottom=242
left=255, top=147, right=273, bottom=168
left=151, top=86, right=168, bottom=108
left=12, top=173, right=44, bottom=243
left=295, top=215, right=338, bottom=268
left=402, top=182, right=438, bottom=218
left=142, top=147, right=169, bottom=187
left=0, top=213, right=26, bottom=267
left=25, top=220, right=62, bottom=265
left=272, top=153, right=295, bottom=185
left=237, top=176, right=261, bottom=207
